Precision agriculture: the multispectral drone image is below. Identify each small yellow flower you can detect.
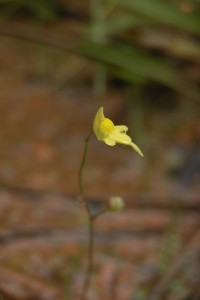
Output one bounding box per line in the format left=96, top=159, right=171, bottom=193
left=93, top=107, right=144, bottom=157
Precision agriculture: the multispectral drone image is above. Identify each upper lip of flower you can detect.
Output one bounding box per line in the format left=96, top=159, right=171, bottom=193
left=93, top=107, right=144, bottom=157
left=93, top=107, right=105, bottom=140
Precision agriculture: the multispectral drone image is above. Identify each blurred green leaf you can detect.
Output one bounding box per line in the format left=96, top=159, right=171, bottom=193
left=24, top=0, right=57, bottom=20
left=119, top=0, right=200, bottom=35
left=77, top=42, right=199, bottom=100
left=0, top=0, right=57, bottom=20
left=82, top=14, right=147, bottom=41
left=103, top=14, right=147, bottom=35
left=110, top=66, right=146, bottom=85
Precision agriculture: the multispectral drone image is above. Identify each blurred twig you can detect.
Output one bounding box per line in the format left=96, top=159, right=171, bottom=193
left=0, top=23, right=76, bottom=53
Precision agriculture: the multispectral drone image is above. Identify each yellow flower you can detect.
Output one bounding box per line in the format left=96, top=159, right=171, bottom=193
left=93, top=107, right=144, bottom=157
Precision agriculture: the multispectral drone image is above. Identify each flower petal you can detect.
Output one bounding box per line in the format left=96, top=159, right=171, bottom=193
left=93, top=107, right=105, bottom=140
left=131, top=142, right=144, bottom=157
left=104, top=136, right=116, bottom=146
left=113, top=130, right=132, bottom=145
left=115, top=125, right=128, bottom=133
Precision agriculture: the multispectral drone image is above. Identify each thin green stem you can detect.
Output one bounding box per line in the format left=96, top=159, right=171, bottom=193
left=78, top=132, right=92, bottom=210
left=78, top=131, right=94, bottom=300
left=82, top=215, right=95, bottom=300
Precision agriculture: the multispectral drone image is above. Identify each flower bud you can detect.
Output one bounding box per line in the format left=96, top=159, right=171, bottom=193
left=107, top=196, right=125, bottom=212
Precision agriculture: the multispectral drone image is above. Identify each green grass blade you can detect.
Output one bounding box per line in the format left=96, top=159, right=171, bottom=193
left=103, top=14, right=147, bottom=35
left=120, top=0, right=200, bottom=35
left=77, top=42, right=199, bottom=100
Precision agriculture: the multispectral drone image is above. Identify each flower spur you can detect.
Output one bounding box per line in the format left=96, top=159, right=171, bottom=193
left=93, top=107, right=144, bottom=157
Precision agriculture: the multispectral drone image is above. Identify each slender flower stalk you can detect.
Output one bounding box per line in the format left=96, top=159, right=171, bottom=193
left=79, top=131, right=94, bottom=300
left=79, top=107, right=143, bottom=300
left=78, top=131, right=93, bottom=211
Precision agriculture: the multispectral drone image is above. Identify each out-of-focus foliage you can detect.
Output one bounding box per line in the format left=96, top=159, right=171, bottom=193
left=0, top=0, right=199, bottom=100
left=0, top=0, right=57, bottom=20
left=78, top=0, right=200, bottom=100
left=120, top=0, right=200, bottom=34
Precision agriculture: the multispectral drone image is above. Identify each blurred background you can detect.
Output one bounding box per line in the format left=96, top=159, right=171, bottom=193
left=0, top=0, right=199, bottom=299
